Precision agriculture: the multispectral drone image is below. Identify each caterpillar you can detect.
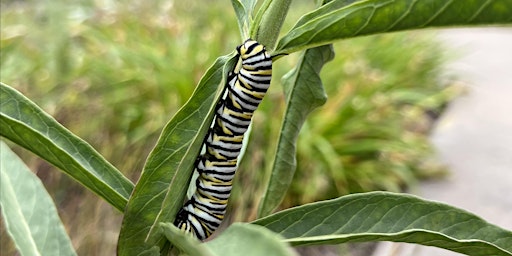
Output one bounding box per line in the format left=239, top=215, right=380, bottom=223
left=173, top=39, right=273, bottom=240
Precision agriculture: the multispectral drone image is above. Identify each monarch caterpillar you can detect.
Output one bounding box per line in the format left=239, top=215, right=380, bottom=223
left=173, top=39, right=273, bottom=240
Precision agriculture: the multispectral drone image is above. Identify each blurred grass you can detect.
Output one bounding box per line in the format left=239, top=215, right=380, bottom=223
left=284, top=33, right=460, bottom=206
left=1, top=0, right=460, bottom=254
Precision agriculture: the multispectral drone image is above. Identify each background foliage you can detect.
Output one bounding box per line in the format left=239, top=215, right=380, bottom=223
left=1, top=0, right=460, bottom=254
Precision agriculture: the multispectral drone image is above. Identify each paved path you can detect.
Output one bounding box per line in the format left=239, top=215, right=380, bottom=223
left=374, top=28, right=512, bottom=256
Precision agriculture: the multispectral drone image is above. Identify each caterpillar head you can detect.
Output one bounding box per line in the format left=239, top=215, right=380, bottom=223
left=237, top=39, right=268, bottom=60
left=236, top=39, right=272, bottom=71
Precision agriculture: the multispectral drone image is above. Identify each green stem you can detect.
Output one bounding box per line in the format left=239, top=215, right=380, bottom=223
left=253, top=0, right=292, bottom=49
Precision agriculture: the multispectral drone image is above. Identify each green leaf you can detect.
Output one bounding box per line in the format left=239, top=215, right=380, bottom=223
left=294, top=0, right=361, bottom=27
left=117, top=54, right=238, bottom=255
left=160, top=223, right=214, bottom=256
left=253, top=191, right=512, bottom=256
left=204, top=223, right=297, bottom=256
left=258, top=45, right=334, bottom=217
left=0, top=141, right=77, bottom=256
left=161, top=222, right=297, bottom=256
left=0, top=83, right=133, bottom=212
left=276, top=0, right=512, bottom=54
left=231, top=0, right=258, bottom=39
left=160, top=223, right=295, bottom=256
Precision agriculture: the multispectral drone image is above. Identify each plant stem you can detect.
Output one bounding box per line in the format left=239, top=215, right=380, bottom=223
left=255, top=0, right=292, bottom=49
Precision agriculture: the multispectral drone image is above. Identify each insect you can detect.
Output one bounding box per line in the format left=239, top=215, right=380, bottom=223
left=173, top=39, right=273, bottom=240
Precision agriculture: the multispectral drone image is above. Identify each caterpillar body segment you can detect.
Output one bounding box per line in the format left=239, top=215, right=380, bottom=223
left=174, top=39, right=272, bottom=240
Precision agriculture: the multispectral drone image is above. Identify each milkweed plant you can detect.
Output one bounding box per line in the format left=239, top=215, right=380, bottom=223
left=1, top=0, right=511, bottom=255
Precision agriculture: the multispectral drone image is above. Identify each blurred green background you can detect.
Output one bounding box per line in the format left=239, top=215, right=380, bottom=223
left=1, top=0, right=461, bottom=254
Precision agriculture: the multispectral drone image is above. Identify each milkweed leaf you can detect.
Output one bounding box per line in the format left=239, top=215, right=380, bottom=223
left=0, top=83, right=133, bottom=212
left=0, top=141, right=77, bottom=256
left=231, top=0, right=258, bottom=39
left=117, top=54, right=238, bottom=255
left=160, top=223, right=214, bottom=256
left=253, top=191, right=512, bottom=256
left=294, top=0, right=361, bottom=27
left=161, top=222, right=297, bottom=256
left=204, top=223, right=298, bottom=256
left=258, top=45, right=334, bottom=217
left=275, top=0, right=512, bottom=54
